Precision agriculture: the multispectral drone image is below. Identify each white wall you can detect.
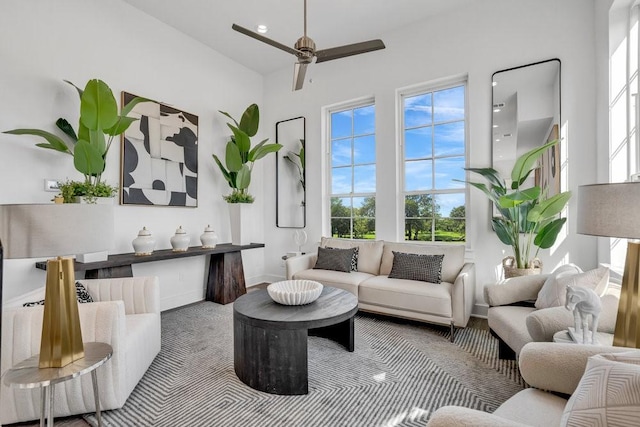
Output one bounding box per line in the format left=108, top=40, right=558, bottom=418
left=262, top=0, right=599, bottom=315
left=0, top=0, right=266, bottom=310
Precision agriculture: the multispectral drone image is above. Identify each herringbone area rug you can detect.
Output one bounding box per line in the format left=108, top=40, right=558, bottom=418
left=85, top=301, right=524, bottom=426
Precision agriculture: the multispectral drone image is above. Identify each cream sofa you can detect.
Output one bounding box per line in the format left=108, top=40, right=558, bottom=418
left=484, top=273, right=619, bottom=359
left=286, top=237, right=475, bottom=339
left=1, top=276, right=161, bottom=425
left=427, top=341, right=639, bottom=426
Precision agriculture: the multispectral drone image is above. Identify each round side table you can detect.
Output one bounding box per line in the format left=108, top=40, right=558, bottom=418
left=2, top=341, right=113, bottom=427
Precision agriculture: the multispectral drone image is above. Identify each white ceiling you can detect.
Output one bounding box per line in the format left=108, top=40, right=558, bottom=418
left=122, top=0, right=475, bottom=75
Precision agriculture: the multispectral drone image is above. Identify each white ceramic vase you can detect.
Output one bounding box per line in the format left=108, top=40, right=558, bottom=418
left=132, top=227, right=156, bottom=255
left=170, top=226, right=190, bottom=252
left=200, top=225, right=219, bottom=249
left=228, top=203, right=252, bottom=246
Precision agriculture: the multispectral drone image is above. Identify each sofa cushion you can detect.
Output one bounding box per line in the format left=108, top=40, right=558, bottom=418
left=313, top=246, right=356, bottom=272
left=379, top=242, right=464, bottom=283
left=320, top=237, right=384, bottom=275
left=292, top=269, right=373, bottom=296
left=494, top=388, right=567, bottom=427
left=388, top=251, right=444, bottom=283
left=488, top=305, right=536, bottom=356
left=359, top=275, right=453, bottom=317
left=535, top=266, right=609, bottom=309
left=561, top=351, right=640, bottom=426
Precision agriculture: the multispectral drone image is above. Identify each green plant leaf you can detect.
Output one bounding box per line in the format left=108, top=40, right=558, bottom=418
left=218, top=110, right=239, bottom=128
left=105, top=116, right=138, bottom=136
left=227, top=124, right=251, bottom=154
left=73, top=139, right=105, bottom=175
left=534, top=217, right=567, bottom=249
left=499, top=187, right=541, bottom=208
left=235, top=164, right=251, bottom=190
left=80, top=79, right=118, bottom=131
left=527, top=191, right=572, bottom=223
left=239, top=104, right=259, bottom=137
left=121, top=96, right=152, bottom=118
left=248, top=138, right=269, bottom=160
left=3, top=129, right=71, bottom=154
left=511, top=139, right=558, bottom=187
left=465, top=167, right=506, bottom=190
left=225, top=141, right=243, bottom=172
left=88, top=129, right=106, bottom=155
left=492, top=217, right=516, bottom=246
left=55, top=118, right=78, bottom=142
left=250, top=143, right=282, bottom=162
left=212, top=154, right=233, bottom=186
left=64, top=80, right=84, bottom=98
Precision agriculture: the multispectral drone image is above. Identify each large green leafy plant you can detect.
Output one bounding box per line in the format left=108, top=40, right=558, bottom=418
left=4, top=79, right=148, bottom=199
left=213, top=104, right=282, bottom=203
left=461, top=140, right=571, bottom=269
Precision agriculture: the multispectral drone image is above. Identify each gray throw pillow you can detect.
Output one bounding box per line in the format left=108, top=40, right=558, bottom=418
left=326, top=246, right=358, bottom=271
left=313, top=247, right=356, bottom=273
left=388, top=251, right=444, bottom=283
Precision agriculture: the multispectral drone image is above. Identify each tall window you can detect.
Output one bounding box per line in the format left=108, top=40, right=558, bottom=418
left=329, top=103, right=376, bottom=239
left=401, top=82, right=466, bottom=241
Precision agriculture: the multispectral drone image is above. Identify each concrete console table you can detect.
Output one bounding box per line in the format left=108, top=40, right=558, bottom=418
left=36, top=243, right=264, bottom=304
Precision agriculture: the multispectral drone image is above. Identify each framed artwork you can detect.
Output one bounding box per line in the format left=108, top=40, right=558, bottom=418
left=120, top=92, right=198, bottom=206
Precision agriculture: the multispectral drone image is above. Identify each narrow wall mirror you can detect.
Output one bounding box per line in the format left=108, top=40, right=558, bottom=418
left=276, top=116, right=306, bottom=228
left=492, top=59, right=561, bottom=197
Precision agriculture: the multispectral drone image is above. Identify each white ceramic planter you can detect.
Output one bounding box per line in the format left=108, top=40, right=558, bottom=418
left=228, top=203, right=252, bottom=246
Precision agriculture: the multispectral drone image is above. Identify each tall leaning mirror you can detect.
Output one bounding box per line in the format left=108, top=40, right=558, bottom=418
left=276, top=116, right=306, bottom=228
left=492, top=59, right=561, bottom=198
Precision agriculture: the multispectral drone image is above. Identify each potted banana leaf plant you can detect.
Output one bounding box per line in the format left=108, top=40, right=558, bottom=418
left=460, top=140, right=571, bottom=278
left=4, top=79, right=149, bottom=203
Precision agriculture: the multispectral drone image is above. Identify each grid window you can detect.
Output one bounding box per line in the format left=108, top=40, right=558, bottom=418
left=330, top=104, right=376, bottom=239
left=402, top=83, right=466, bottom=242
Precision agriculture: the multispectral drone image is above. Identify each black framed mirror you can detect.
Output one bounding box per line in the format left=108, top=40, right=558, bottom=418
left=492, top=59, right=561, bottom=199
left=276, top=117, right=306, bottom=228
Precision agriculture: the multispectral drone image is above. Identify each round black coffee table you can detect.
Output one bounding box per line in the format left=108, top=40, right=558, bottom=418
left=233, top=285, right=358, bottom=395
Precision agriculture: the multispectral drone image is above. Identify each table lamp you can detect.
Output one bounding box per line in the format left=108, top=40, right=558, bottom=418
left=577, top=182, right=640, bottom=348
left=0, top=204, right=114, bottom=368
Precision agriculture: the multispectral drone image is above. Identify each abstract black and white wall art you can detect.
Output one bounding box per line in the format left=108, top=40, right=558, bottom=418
left=120, top=92, right=198, bottom=207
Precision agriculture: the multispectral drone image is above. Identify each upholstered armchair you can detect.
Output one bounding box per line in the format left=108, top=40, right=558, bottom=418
left=0, top=276, right=161, bottom=425
left=427, top=342, right=640, bottom=426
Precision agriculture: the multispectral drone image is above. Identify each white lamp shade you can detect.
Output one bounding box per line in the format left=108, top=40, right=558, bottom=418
left=0, top=204, right=114, bottom=259
left=577, top=182, right=640, bottom=239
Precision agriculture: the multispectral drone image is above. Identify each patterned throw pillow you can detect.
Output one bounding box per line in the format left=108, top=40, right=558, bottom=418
left=561, top=351, right=640, bottom=426
left=326, top=246, right=359, bottom=272
left=536, top=266, right=609, bottom=309
left=313, top=247, right=356, bottom=273
left=23, top=282, right=94, bottom=307
left=388, top=251, right=444, bottom=284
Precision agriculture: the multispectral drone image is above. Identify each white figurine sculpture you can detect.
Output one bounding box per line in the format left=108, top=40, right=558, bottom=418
left=564, top=285, right=602, bottom=344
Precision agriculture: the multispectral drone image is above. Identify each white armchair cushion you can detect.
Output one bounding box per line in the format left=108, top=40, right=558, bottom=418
left=534, top=264, right=583, bottom=309
left=561, top=351, right=640, bottom=426
left=535, top=266, right=608, bottom=309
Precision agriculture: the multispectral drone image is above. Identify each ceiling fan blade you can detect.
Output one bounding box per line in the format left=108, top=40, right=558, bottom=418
left=293, top=62, right=308, bottom=91
left=315, top=39, right=385, bottom=63
left=232, top=24, right=301, bottom=56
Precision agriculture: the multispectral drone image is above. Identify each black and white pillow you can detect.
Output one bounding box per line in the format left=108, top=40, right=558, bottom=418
left=23, top=282, right=94, bottom=307
left=388, top=251, right=444, bottom=283
left=326, top=246, right=359, bottom=272
left=313, top=247, right=357, bottom=273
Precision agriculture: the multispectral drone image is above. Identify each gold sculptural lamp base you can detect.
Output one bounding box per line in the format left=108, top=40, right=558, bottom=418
left=613, top=241, right=640, bottom=348
left=39, top=257, right=84, bottom=368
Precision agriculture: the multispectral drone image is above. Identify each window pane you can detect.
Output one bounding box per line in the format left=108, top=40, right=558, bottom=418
left=434, top=85, right=465, bottom=122
left=354, top=218, right=375, bottom=239
left=353, top=164, right=376, bottom=193
left=405, top=194, right=434, bottom=218
left=332, top=139, right=351, bottom=167
left=405, top=127, right=432, bottom=160
left=331, top=197, right=352, bottom=217
left=405, top=160, right=432, bottom=191
left=331, top=218, right=352, bottom=238
left=405, top=219, right=432, bottom=241
left=332, top=167, right=352, bottom=194
left=434, top=157, right=465, bottom=189
left=331, top=110, right=352, bottom=139
left=354, top=105, right=375, bottom=135
left=404, top=93, right=432, bottom=128
left=435, top=193, right=465, bottom=218
left=354, top=196, right=375, bottom=218
left=354, top=135, right=375, bottom=164
left=434, top=121, right=464, bottom=156
left=435, top=218, right=465, bottom=242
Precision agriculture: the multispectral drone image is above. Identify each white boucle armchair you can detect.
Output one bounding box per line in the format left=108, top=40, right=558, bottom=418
left=0, top=276, right=161, bottom=425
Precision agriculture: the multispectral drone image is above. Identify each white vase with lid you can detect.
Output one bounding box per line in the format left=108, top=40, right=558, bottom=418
left=170, top=226, right=190, bottom=252
left=200, top=225, right=219, bottom=249
left=132, top=226, right=156, bottom=256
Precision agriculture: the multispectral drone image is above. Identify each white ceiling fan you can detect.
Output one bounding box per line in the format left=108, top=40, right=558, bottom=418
left=232, top=0, right=386, bottom=91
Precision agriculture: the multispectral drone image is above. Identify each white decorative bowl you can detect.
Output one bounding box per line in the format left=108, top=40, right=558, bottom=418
left=267, top=280, right=323, bottom=306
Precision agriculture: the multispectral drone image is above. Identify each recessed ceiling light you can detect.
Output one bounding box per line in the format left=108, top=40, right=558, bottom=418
left=492, top=124, right=498, bottom=128
left=256, top=24, right=268, bottom=34
left=492, top=81, right=497, bottom=87
left=493, top=108, right=501, bottom=113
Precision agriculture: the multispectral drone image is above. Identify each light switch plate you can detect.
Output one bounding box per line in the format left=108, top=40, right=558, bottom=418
left=44, top=179, right=60, bottom=192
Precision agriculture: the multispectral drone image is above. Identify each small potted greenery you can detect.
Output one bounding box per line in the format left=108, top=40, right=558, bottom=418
left=4, top=79, right=148, bottom=203
left=213, top=104, right=282, bottom=203
left=460, top=140, right=571, bottom=277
